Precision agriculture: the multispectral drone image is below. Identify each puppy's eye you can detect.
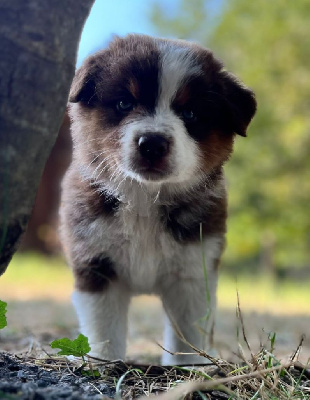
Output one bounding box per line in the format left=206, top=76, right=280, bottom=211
left=116, top=99, right=135, bottom=113
left=182, top=109, right=196, bottom=122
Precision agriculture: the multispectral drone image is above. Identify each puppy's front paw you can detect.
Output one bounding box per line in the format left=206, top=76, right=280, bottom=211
left=87, top=341, right=125, bottom=362
left=162, top=347, right=219, bottom=366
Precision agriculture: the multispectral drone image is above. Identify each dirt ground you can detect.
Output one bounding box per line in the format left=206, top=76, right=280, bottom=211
left=1, top=296, right=309, bottom=365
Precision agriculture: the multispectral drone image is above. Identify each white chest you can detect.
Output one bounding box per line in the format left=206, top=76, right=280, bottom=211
left=116, top=205, right=174, bottom=292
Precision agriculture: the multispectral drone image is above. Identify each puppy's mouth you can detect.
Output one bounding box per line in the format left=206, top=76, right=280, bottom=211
left=129, top=134, right=173, bottom=182
left=133, top=164, right=171, bottom=181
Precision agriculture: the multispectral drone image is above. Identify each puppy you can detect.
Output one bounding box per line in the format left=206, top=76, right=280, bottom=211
left=60, top=34, right=256, bottom=365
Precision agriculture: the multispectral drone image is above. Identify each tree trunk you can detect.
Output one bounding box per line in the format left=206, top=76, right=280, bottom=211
left=0, top=0, right=95, bottom=274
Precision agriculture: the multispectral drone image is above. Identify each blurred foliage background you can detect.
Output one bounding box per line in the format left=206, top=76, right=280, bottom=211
left=151, top=0, right=310, bottom=276
left=11, top=0, right=310, bottom=280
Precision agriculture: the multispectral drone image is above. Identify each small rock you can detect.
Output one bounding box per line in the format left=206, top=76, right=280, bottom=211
left=7, top=364, right=19, bottom=371
left=50, top=373, right=61, bottom=385
left=37, top=379, right=49, bottom=388
left=39, top=371, right=58, bottom=385
left=22, top=381, right=38, bottom=392
left=55, top=387, right=73, bottom=398
left=211, top=390, right=230, bottom=399
left=97, top=383, right=109, bottom=392
left=93, top=394, right=107, bottom=400
left=17, top=370, right=26, bottom=379
left=28, top=365, right=39, bottom=373
left=0, top=381, right=19, bottom=393
left=71, top=390, right=82, bottom=400
left=77, top=377, right=88, bottom=384
left=34, top=392, right=47, bottom=400
left=39, top=371, right=51, bottom=380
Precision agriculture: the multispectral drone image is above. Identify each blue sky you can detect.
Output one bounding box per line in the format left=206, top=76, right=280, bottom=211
left=77, top=0, right=179, bottom=66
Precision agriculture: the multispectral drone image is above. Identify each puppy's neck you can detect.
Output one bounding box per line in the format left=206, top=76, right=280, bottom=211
left=102, top=178, right=166, bottom=217
left=83, top=167, right=225, bottom=218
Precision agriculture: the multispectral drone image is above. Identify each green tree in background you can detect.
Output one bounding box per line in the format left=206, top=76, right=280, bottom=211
left=151, top=0, right=310, bottom=273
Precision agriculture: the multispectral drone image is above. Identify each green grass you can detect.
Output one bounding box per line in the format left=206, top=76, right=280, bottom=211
left=0, top=252, right=73, bottom=300
left=1, top=252, right=310, bottom=316
left=218, top=273, right=310, bottom=315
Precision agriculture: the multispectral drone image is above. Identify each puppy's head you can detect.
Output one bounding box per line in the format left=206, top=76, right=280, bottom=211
left=69, top=34, right=256, bottom=187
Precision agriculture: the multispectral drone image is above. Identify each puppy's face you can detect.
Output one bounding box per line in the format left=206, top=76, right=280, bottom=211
left=69, top=35, right=256, bottom=186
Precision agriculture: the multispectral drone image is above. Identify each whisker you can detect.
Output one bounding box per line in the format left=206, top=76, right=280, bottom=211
left=84, top=151, right=109, bottom=171
left=95, top=161, right=116, bottom=181
left=91, top=159, right=108, bottom=178
left=115, top=174, right=128, bottom=192
left=91, top=155, right=116, bottom=177
left=86, top=149, right=112, bottom=156
left=153, top=187, right=161, bottom=203
left=109, top=165, right=123, bottom=182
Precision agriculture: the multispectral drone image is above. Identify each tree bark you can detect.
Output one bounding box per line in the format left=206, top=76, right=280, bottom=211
left=0, top=0, right=95, bottom=274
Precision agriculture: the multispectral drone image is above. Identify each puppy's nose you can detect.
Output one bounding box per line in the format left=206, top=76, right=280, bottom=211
left=138, top=134, right=169, bottom=162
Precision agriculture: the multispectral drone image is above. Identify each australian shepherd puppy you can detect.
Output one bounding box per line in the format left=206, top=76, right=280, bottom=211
left=60, top=34, right=256, bottom=365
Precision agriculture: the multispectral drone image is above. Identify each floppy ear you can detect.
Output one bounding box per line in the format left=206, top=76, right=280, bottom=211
left=220, top=71, right=257, bottom=137
left=69, top=58, right=98, bottom=104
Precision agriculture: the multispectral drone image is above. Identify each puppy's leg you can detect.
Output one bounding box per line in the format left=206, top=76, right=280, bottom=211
left=72, top=282, right=130, bottom=361
left=160, top=239, right=220, bottom=365
left=161, top=274, right=217, bottom=365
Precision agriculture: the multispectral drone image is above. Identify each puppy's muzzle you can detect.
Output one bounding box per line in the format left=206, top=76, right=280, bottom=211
left=129, top=133, right=173, bottom=181
left=138, top=134, right=170, bottom=164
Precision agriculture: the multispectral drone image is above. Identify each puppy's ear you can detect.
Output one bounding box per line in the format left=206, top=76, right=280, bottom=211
left=220, top=71, right=257, bottom=137
left=69, top=59, right=98, bottom=104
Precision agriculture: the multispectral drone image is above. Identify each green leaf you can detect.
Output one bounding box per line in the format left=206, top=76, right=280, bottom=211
left=50, top=334, right=91, bottom=357
left=0, top=300, right=7, bottom=329
left=81, top=369, right=101, bottom=377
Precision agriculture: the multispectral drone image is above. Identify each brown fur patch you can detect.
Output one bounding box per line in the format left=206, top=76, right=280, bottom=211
left=199, top=130, right=234, bottom=172
left=61, top=168, right=119, bottom=238
left=74, top=255, right=117, bottom=292
left=127, top=77, right=140, bottom=99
